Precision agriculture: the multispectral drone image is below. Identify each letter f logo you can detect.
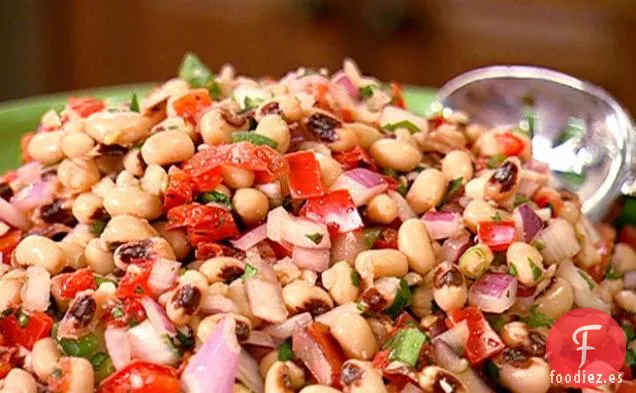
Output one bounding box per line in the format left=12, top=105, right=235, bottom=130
left=572, top=324, right=602, bottom=368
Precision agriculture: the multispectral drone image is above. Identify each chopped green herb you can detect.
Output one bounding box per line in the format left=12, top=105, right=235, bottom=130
left=198, top=191, right=233, bottom=209
left=363, top=228, right=383, bottom=249
left=91, top=352, right=109, bottom=369
left=486, top=315, right=506, bottom=333
left=437, top=177, right=463, bottom=208
left=231, top=131, right=278, bottom=149
left=384, top=279, right=412, bottom=318
left=90, top=220, right=107, bottom=236
left=487, top=154, right=506, bottom=169
left=513, top=194, right=529, bottom=207
left=606, top=267, right=622, bottom=280
left=359, top=85, right=376, bottom=98
left=508, top=263, right=518, bottom=277
left=305, top=232, right=324, bottom=245
left=356, top=302, right=368, bottom=312
left=384, top=120, right=420, bottom=134
left=242, top=264, right=258, bottom=281
left=523, top=304, right=554, bottom=328
left=491, top=211, right=503, bottom=222
left=111, top=307, right=125, bottom=319
left=95, top=276, right=117, bottom=288
left=627, top=348, right=636, bottom=366
left=578, top=270, right=595, bottom=290
left=533, top=241, right=546, bottom=252
left=178, top=52, right=221, bottom=99
left=176, top=327, right=195, bottom=350
left=350, top=270, right=361, bottom=287
left=529, top=258, right=542, bottom=281
left=278, top=339, right=294, bottom=361
left=384, top=327, right=428, bottom=367
left=485, top=360, right=500, bottom=381
left=622, top=323, right=635, bottom=342
left=17, top=309, right=30, bottom=327
left=244, top=96, right=265, bottom=111
left=130, top=93, right=140, bottom=113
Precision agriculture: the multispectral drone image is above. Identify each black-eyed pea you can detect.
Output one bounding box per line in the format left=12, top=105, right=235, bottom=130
left=166, top=283, right=203, bottom=324
left=507, top=242, right=544, bottom=287
left=344, top=123, right=382, bottom=149
left=328, top=127, right=358, bottom=152
left=411, top=279, right=434, bottom=318
left=234, top=384, right=252, bottom=393
left=72, top=192, right=104, bottom=224
left=0, top=277, right=22, bottom=313
left=233, top=188, right=269, bottom=226
left=84, top=238, right=115, bottom=275
left=153, top=221, right=191, bottom=261
left=394, top=128, right=417, bottom=148
left=441, top=150, right=474, bottom=184
left=141, top=130, right=195, bottom=166
left=57, top=158, right=101, bottom=193
left=255, top=114, right=291, bottom=153
left=298, top=142, right=331, bottom=156
left=500, top=322, right=546, bottom=356
left=113, top=237, right=176, bottom=270
left=398, top=218, right=436, bottom=276
left=463, top=200, right=506, bottom=232
left=31, top=338, right=61, bottom=380
left=227, top=280, right=262, bottom=327
left=366, top=194, right=398, bottom=224
left=265, top=361, right=306, bottom=393
left=59, top=242, right=87, bottom=270
left=179, top=270, right=209, bottom=290
left=91, top=177, right=116, bottom=198
left=85, top=110, right=152, bottom=146
left=533, top=279, right=575, bottom=320
left=199, top=108, right=242, bottom=145
left=418, top=366, right=467, bottom=393
left=61, top=224, right=97, bottom=248
left=321, top=261, right=359, bottom=305
left=27, top=130, right=65, bottom=165
left=151, top=116, right=196, bottom=141
left=95, top=155, right=123, bottom=175
left=340, top=360, right=386, bottom=393
left=103, top=186, right=163, bottom=220
left=115, top=171, right=139, bottom=188
left=406, top=169, right=445, bottom=214
left=497, top=354, right=550, bottom=393
left=614, top=290, right=636, bottom=313
left=432, top=262, right=467, bottom=312
left=314, top=152, right=343, bottom=188
left=330, top=313, right=377, bottom=360
left=100, top=215, right=158, bottom=249
left=2, top=368, right=37, bottom=393
left=141, top=164, right=168, bottom=197
left=484, top=158, right=522, bottom=203
left=278, top=95, right=302, bottom=122
left=273, top=258, right=302, bottom=286
left=259, top=350, right=280, bottom=379
left=301, top=269, right=318, bottom=286
left=222, top=166, right=255, bottom=189
left=458, top=243, right=494, bottom=279
left=60, top=356, right=95, bottom=393
left=15, top=235, right=66, bottom=274
left=612, top=243, right=636, bottom=273
left=369, top=139, right=422, bottom=172
left=197, top=313, right=252, bottom=342
left=122, top=149, right=146, bottom=177
left=300, top=386, right=343, bottom=393
left=354, top=250, right=408, bottom=286
left=282, top=279, right=333, bottom=316
left=464, top=172, right=491, bottom=201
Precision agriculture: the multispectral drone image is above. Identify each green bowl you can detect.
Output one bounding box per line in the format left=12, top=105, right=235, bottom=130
left=0, top=85, right=437, bottom=172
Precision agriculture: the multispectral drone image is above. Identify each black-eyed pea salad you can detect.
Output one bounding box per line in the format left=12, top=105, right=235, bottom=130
left=0, top=53, right=633, bottom=393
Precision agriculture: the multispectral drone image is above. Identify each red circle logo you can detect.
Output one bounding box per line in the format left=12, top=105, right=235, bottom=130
left=546, top=308, right=626, bottom=388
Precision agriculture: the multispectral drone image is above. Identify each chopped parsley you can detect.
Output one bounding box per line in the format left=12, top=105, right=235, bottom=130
left=606, top=267, right=622, bottom=280
left=622, top=323, right=635, bottom=342
left=383, top=327, right=428, bottom=367
left=487, top=154, right=506, bottom=169
left=278, top=339, right=294, bottom=361
left=523, top=304, right=554, bottom=328
left=529, top=258, right=542, bottom=281
left=627, top=348, right=636, bottom=367
left=437, top=177, right=463, bottom=208
left=17, top=309, right=30, bottom=327
left=305, top=232, right=324, bottom=245
left=244, top=96, right=265, bottom=111
left=508, top=263, right=518, bottom=277
left=178, top=52, right=221, bottom=99
left=90, top=219, right=108, bottom=236
left=359, top=85, right=376, bottom=98
left=383, top=120, right=420, bottom=134
left=111, top=307, right=125, bottom=319
left=513, top=194, right=529, bottom=207
left=242, top=264, right=258, bottom=280
left=363, top=228, right=383, bottom=249
left=384, top=279, right=412, bottom=318
left=198, top=191, right=233, bottom=209
left=130, top=93, right=140, bottom=113
left=350, top=270, right=361, bottom=287
left=491, top=211, right=503, bottom=222
left=578, top=270, right=596, bottom=290
left=232, top=132, right=278, bottom=149
left=175, top=327, right=195, bottom=350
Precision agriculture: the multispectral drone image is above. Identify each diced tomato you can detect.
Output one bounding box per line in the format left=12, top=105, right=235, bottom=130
left=448, top=306, right=505, bottom=365
left=339, top=107, right=355, bottom=122
left=163, top=167, right=196, bottom=211
left=313, top=84, right=332, bottom=111
left=58, top=268, right=96, bottom=299
left=0, top=311, right=53, bottom=350
left=390, top=81, right=406, bottom=109
left=477, top=221, right=517, bottom=252
left=68, top=96, right=105, bottom=118
left=172, top=88, right=212, bottom=123
left=286, top=151, right=325, bottom=199
left=116, top=265, right=152, bottom=299
left=618, top=225, right=636, bottom=250
left=20, top=131, right=35, bottom=163
left=264, top=239, right=293, bottom=259
left=97, top=361, right=180, bottom=393
left=495, top=132, right=526, bottom=157
left=167, top=203, right=239, bottom=246
left=373, top=227, right=399, bottom=249
left=195, top=242, right=243, bottom=260
left=332, top=146, right=378, bottom=171
left=0, top=335, right=17, bottom=379
left=0, top=230, right=22, bottom=264
left=428, top=113, right=447, bottom=130
left=532, top=186, right=563, bottom=216
left=108, top=298, right=146, bottom=328
left=372, top=348, right=391, bottom=369
left=300, top=190, right=363, bottom=234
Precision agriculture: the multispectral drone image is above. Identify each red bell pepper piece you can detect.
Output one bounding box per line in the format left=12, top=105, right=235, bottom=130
left=293, top=322, right=346, bottom=387
left=97, top=361, right=180, bottom=393
left=0, top=311, right=53, bottom=350
left=58, top=268, right=97, bottom=299
left=20, top=131, right=35, bottom=163
left=390, top=81, right=406, bottom=109
left=286, top=151, right=325, bottom=199
left=448, top=306, right=505, bottom=365
left=172, top=88, right=212, bottom=123
left=495, top=132, right=526, bottom=157
left=477, top=221, right=517, bottom=252
left=532, top=186, right=563, bottom=215
left=332, top=146, right=377, bottom=171
left=68, top=96, right=105, bottom=118
left=116, top=264, right=153, bottom=299
left=0, top=230, right=22, bottom=264
left=300, top=190, right=363, bottom=233
left=167, top=203, right=239, bottom=246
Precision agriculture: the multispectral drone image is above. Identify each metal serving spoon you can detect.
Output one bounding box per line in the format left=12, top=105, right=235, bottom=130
left=437, top=66, right=636, bottom=222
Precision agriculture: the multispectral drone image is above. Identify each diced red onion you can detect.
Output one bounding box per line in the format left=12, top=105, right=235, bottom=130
left=140, top=297, right=176, bottom=337
left=182, top=318, right=240, bottom=393
left=432, top=340, right=494, bottom=393
left=387, top=190, right=416, bottom=221
left=512, top=204, right=543, bottom=243
left=266, top=207, right=289, bottom=243
left=468, top=273, right=518, bottom=313
left=292, top=246, right=330, bottom=272
left=105, top=326, right=131, bottom=370
left=401, top=383, right=424, bottom=393
left=421, top=212, right=463, bottom=240
left=332, top=72, right=360, bottom=100
left=624, top=271, right=636, bottom=290
left=315, top=302, right=361, bottom=327
left=330, top=169, right=388, bottom=207
left=147, top=258, right=180, bottom=296
left=264, top=312, right=313, bottom=340
left=231, top=224, right=267, bottom=251
left=200, top=292, right=240, bottom=314
left=243, top=247, right=277, bottom=282
left=517, top=179, right=540, bottom=197
left=255, top=181, right=282, bottom=207
left=578, top=216, right=601, bottom=245
left=433, top=320, right=469, bottom=354
left=535, top=218, right=581, bottom=264
left=237, top=350, right=264, bottom=393
left=281, top=216, right=330, bottom=249
left=245, top=277, right=288, bottom=323
left=244, top=330, right=276, bottom=348
left=328, top=80, right=357, bottom=112
left=292, top=326, right=334, bottom=385
left=557, top=260, right=611, bottom=313
left=440, top=231, right=473, bottom=263
left=11, top=181, right=57, bottom=211
left=16, top=162, right=43, bottom=185
left=0, top=196, right=30, bottom=229
left=127, top=320, right=180, bottom=366
left=330, top=230, right=365, bottom=265
left=21, top=266, right=50, bottom=312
